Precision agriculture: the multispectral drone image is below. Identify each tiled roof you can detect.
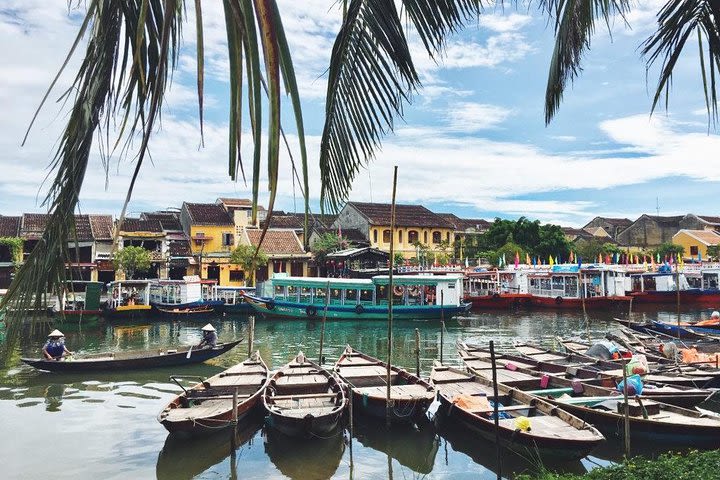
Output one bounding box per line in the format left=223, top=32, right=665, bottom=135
left=437, top=213, right=491, bottom=231
left=676, top=229, right=720, bottom=246
left=645, top=215, right=684, bottom=225
left=697, top=215, right=720, bottom=225
left=348, top=202, right=454, bottom=229
left=316, top=227, right=367, bottom=243
left=21, top=213, right=95, bottom=241
left=119, top=218, right=164, bottom=233
left=245, top=229, right=306, bottom=255
left=217, top=198, right=252, bottom=208
left=169, top=239, right=191, bottom=256
left=184, top=203, right=233, bottom=226
left=89, top=215, right=114, bottom=240
left=263, top=215, right=305, bottom=230
left=0, top=216, right=21, bottom=237
left=141, top=211, right=183, bottom=231
left=593, top=217, right=633, bottom=227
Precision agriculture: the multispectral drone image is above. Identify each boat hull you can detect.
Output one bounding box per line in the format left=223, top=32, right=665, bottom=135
left=104, top=304, right=153, bottom=319
left=21, top=340, right=242, bottom=373
left=528, top=295, right=631, bottom=310
left=265, top=408, right=344, bottom=438
left=50, top=310, right=103, bottom=323
left=629, top=289, right=720, bottom=306
left=245, top=295, right=470, bottom=321
left=464, top=293, right=532, bottom=309
left=350, top=389, right=433, bottom=424
left=218, top=302, right=253, bottom=314
left=161, top=393, right=262, bottom=437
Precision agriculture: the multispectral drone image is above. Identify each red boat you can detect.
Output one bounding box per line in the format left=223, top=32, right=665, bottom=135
left=526, top=267, right=631, bottom=310
left=464, top=271, right=532, bottom=309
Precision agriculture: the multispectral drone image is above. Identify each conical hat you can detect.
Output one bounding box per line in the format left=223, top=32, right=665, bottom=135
left=48, top=329, right=64, bottom=337
left=201, top=323, right=216, bottom=332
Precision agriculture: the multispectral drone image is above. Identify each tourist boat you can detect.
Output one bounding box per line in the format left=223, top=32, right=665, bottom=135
left=526, top=265, right=631, bottom=310
left=611, top=317, right=714, bottom=341
left=50, top=280, right=104, bottom=322
left=263, top=352, right=347, bottom=438
left=334, top=346, right=435, bottom=424
left=105, top=279, right=154, bottom=318
left=458, top=342, right=712, bottom=408
left=211, top=285, right=255, bottom=314
left=430, top=362, right=605, bottom=459
left=158, top=351, right=268, bottom=436
left=22, top=339, right=242, bottom=373
left=149, top=276, right=223, bottom=314
left=622, top=270, right=718, bottom=305
left=244, top=274, right=470, bottom=320
left=458, top=345, right=720, bottom=446
left=463, top=270, right=532, bottom=309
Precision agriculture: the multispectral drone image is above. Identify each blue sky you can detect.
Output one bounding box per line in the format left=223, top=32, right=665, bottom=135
left=1, top=1, right=719, bottom=227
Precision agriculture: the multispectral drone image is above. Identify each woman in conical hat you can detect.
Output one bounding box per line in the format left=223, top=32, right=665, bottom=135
left=197, top=323, right=218, bottom=348
left=43, top=329, right=73, bottom=360
left=201, top=323, right=216, bottom=332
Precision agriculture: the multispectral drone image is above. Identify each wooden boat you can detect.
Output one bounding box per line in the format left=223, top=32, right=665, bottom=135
left=458, top=345, right=720, bottom=446
left=22, top=339, right=242, bottom=373
left=149, top=276, right=223, bottom=314
left=518, top=340, right=720, bottom=389
left=611, top=317, right=714, bottom=341
left=245, top=275, right=471, bottom=321
left=50, top=280, right=104, bottom=322
left=156, top=305, right=214, bottom=315
left=459, top=342, right=712, bottom=408
left=105, top=279, right=154, bottom=318
left=334, top=346, right=435, bottom=424
left=431, top=362, right=604, bottom=459
left=158, top=351, right=268, bottom=436
left=263, top=352, right=347, bottom=438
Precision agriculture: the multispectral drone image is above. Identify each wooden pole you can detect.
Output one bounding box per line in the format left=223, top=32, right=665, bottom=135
left=622, top=357, right=631, bottom=457
left=247, top=315, right=255, bottom=357
left=232, top=387, right=238, bottom=431
left=348, top=387, right=354, bottom=479
left=489, top=341, right=502, bottom=480
left=581, top=273, right=587, bottom=317
left=440, top=290, right=445, bottom=363
left=415, top=328, right=421, bottom=377
left=319, top=280, right=330, bottom=364
left=386, top=166, right=398, bottom=428
left=676, top=269, right=681, bottom=340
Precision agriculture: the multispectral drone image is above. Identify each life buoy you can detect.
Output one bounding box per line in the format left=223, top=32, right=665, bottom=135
left=393, top=285, right=405, bottom=296
left=266, top=300, right=275, bottom=310
left=355, top=304, right=364, bottom=314
left=555, top=296, right=563, bottom=304
left=408, top=286, right=420, bottom=297
left=306, top=305, right=317, bottom=317
left=425, top=286, right=435, bottom=303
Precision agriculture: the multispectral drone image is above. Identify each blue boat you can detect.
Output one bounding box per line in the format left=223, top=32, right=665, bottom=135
left=211, top=286, right=255, bottom=314
left=244, top=274, right=471, bottom=320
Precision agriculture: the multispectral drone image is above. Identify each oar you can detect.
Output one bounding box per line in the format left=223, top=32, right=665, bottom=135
left=186, top=345, right=193, bottom=359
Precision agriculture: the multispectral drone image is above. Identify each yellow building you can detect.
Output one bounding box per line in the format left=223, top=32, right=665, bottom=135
left=333, top=202, right=456, bottom=259
left=672, top=229, right=720, bottom=261
left=180, top=202, right=242, bottom=286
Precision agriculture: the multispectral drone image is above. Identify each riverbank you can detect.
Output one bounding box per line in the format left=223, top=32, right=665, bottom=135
left=523, top=449, right=720, bottom=480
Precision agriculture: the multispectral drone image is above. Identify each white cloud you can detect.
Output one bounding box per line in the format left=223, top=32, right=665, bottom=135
left=479, top=13, right=532, bottom=33
left=445, top=102, right=513, bottom=132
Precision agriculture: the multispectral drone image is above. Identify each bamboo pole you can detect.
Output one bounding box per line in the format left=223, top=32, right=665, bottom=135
left=622, top=358, right=631, bottom=457
left=415, top=328, right=420, bottom=377
left=348, top=387, right=354, bottom=479
left=440, top=290, right=445, bottom=363
left=247, top=315, right=255, bottom=357
left=489, top=341, right=502, bottom=480
left=676, top=269, right=681, bottom=340
left=386, top=166, right=398, bottom=428
left=319, top=280, right=330, bottom=364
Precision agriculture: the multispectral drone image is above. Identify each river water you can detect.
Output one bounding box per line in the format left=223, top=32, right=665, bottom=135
left=0, top=308, right=712, bottom=479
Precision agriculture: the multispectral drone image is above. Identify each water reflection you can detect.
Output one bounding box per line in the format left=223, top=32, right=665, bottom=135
left=264, top=426, right=345, bottom=479
left=156, top=417, right=263, bottom=480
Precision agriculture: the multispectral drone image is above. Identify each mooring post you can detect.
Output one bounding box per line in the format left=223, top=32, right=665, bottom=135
left=232, top=387, right=238, bottom=432
left=489, top=341, right=502, bottom=480
left=622, top=357, right=631, bottom=457
left=247, top=315, right=255, bottom=357
left=319, top=281, right=330, bottom=364
left=415, top=328, right=421, bottom=377
left=348, top=387, right=354, bottom=478
left=386, top=166, right=398, bottom=428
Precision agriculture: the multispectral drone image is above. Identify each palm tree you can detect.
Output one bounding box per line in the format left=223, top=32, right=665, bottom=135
left=3, top=0, right=719, bottom=343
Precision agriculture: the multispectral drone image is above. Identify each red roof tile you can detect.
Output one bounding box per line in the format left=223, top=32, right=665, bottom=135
left=0, top=216, right=21, bottom=237
left=184, top=203, right=233, bottom=226
left=119, top=218, right=164, bottom=233
left=89, top=215, right=114, bottom=240
left=21, top=213, right=94, bottom=241
left=245, top=229, right=306, bottom=255
left=348, top=202, right=454, bottom=229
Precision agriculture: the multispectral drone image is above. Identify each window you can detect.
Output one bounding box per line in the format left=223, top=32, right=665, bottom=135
left=383, top=230, right=391, bottom=243
left=273, top=261, right=285, bottom=273
left=345, top=289, right=358, bottom=304
left=229, top=270, right=244, bottom=282
left=446, top=232, right=450, bottom=242
left=360, top=289, right=374, bottom=303
left=690, top=245, right=699, bottom=256
left=408, top=230, right=419, bottom=244
left=222, top=232, right=234, bottom=246
left=373, top=229, right=378, bottom=243
left=432, top=231, right=441, bottom=244
left=398, top=230, right=403, bottom=244
left=423, top=231, right=428, bottom=243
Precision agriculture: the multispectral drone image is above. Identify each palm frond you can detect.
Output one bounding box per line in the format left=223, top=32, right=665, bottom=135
left=541, top=0, right=631, bottom=124
left=642, top=0, right=720, bottom=124
left=403, top=0, right=481, bottom=58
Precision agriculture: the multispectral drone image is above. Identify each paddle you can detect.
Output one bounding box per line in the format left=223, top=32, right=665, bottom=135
left=186, top=345, right=193, bottom=359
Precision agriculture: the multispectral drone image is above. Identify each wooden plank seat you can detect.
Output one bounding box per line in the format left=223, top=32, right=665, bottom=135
left=336, top=359, right=380, bottom=367
left=468, top=404, right=535, bottom=415
left=268, top=405, right=338, bottom=418
left=269, top=392, right=338, bottom=401
left=185, top=393, right=251, bottom=401
left=164, top=399, right=232, bottom=420
left=209, top=373, right=268, bottom=388
left=525, top=387, right=575, bottom=396
left=353, top=384, right=434, bottom=400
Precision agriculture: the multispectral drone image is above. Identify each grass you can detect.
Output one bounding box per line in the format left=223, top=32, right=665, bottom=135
left=518, top=449, right=720, bottom=480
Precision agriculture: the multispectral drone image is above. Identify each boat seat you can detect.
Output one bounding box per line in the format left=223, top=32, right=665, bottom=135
left=270, top=392, right=338, bottom=401
left=525, top=387, right=575, bottom=396
left=469, top=405, right=535, bottom=415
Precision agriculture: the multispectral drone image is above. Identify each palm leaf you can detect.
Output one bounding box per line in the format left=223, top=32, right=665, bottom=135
left=541, top=0, right=631, bottom=124
left=642, top=0, right=720, bottom=124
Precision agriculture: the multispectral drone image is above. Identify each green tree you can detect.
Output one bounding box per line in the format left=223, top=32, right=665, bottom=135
left=393, top=252, right=405, bottom=267
left=6, top=1, right=717, bottom=340
left=493, top=242, right=527, bottom=268
left=311, top=233, right=353, bottom=266
left=230, top=245, right=269, bottom=287
left=654, top=242, right=685, bottom=260
left=707, top=245, right=720, bottom=261
left=113, top=246, right=151, bottom=280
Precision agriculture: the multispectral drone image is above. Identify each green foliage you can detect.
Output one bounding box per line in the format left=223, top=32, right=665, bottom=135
left=311, top=233, right=353, bottom=265
left=392, top=252, right=405, bottom=266
left=573, top=239, right=621, bottom=262
left=493, top=242, right=527, bottom=267
left=707, top=245, right=720, bottom=260
left=0, top=237, right=23, bottom=266
left=654, top=242, right=685, bottom=259
left=476, top=217, right=570, bottom=260
left=113, top=246, right=151, bottom=280
left=230, top=244, right=269, bottom=287
left=517, top=449, right=720, bottom=480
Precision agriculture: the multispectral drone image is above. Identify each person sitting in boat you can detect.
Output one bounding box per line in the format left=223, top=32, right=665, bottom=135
left=42, top=329, right=73, bottom=360
left=712, top=311, right=720, bottom=320
left=197, top=324, right=218, bottom=349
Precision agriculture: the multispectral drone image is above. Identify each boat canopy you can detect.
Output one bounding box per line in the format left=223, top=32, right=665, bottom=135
left=372, top=274, right=463, bottom=286
left=271, top=277, right=373, bottom=289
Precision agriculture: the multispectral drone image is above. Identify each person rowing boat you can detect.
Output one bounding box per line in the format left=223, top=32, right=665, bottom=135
left=196, top=323, right=217, bottom=349
left=42, top=329, right=73, bottom=360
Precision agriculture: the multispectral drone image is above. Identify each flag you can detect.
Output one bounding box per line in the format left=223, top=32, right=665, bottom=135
left=532, top=256, right=537, bottom=266
left=498, top=255, right=503, bottom=268
left=656, top=253, right=660, bottom=263
left=606, top=254, right=612, bottom=264
left=526, top=253, right=531, bottom=265
left=569, top=251, right=574, bottom=263
left=549, top=255, right=555, bottom=266
left=699, top=252, right=702, bottom=263
left=434, top=253, right=439, bottom=267
left=503, top=253, right=507, bottom=267
left=337, top=224, right=342, bottom=239
left=597, top=253, right=602, bottom=263
left=578, top=257, right=582, bottom=269
left=514, top=251, right=520, bottom=268
left=465, top=257, right=469, bottom=268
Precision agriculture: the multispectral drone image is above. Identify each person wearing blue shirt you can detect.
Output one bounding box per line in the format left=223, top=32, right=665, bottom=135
left=43, top=329, right=73, bottom=360
left=197, top=324, right=218, bottom=348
